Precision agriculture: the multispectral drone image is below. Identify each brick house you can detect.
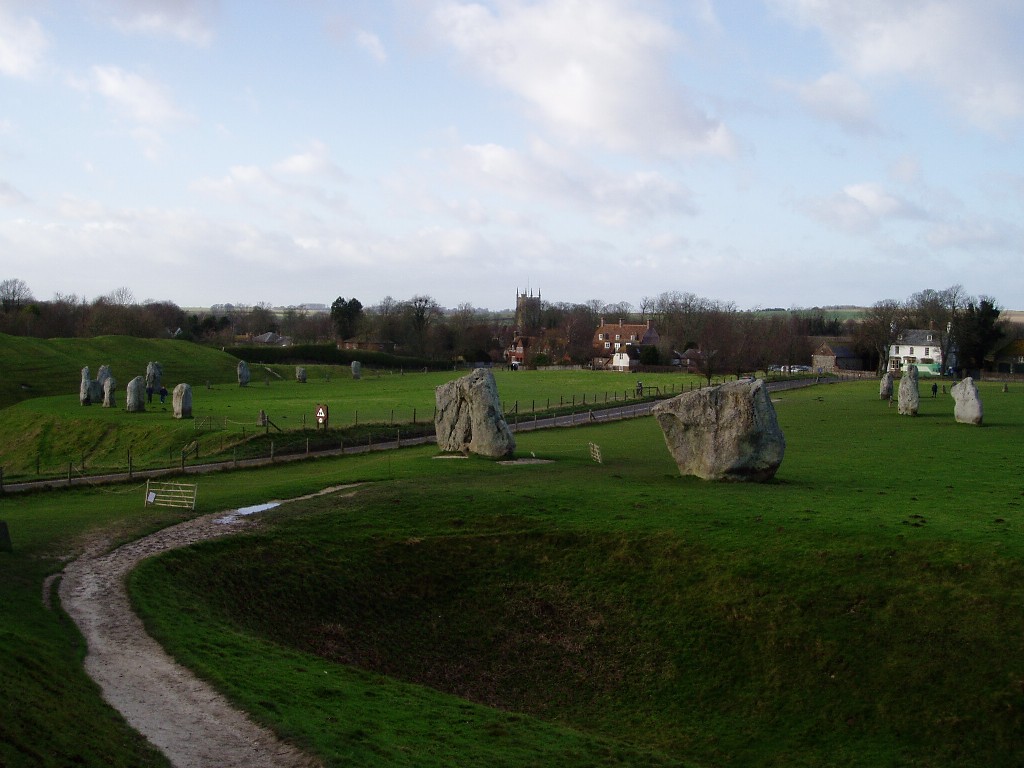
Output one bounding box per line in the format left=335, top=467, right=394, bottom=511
left=593, top=318, right=659, bottom=354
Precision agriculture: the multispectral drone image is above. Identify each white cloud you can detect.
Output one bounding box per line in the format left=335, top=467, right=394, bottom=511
left=101, top=0, right=215, bottom=45
left=769, top=0, right=1024, bottom=132
left=450, top=140, right=695, bottom=225
left=807, top=182, right=926, bottom=232
left=88, top=65, right=186, bottom=126
left=355, top=29, right=387, bottom=63
left=0, top=8, right=48, bottom=78
left=0, top=180, right=29, bottom=206
left=431, top=0, right=735, bottom=157
left=927, top=216, right=1023, bottom=251
left=793, top=71, right=878, bottom=133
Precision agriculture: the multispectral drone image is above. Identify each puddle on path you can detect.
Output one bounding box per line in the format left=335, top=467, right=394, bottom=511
left=215, top=502, right=281, bottom=525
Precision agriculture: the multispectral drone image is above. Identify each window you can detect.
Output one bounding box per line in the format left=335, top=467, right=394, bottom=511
left=924, top=347, right=930, bottom=356
left=615, top=334, right=621, bottom=341
left=894, top=346, right=900, bottom=355
left=909, top=347, right=914, bottom=354
left=604, top=341, right=610, bottom=349
left=598, top=333, right=604, bottom=341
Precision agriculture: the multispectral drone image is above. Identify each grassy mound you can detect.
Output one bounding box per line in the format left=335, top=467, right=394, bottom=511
left=0, top=332, right=241, bottom=409
left=129, top=382, right=1024, bottom=766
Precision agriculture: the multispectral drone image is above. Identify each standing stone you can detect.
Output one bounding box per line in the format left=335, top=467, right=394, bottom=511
left=652, top=378, right=785, bottom=482
left=80, top=366, right=92, bottom=405
left=237, top=360, right=250, bottom=387
left=102, top=376, right=117, bottom=408
left=172, top=383, right=192, bottom=419
left=126, top=376, right=146, bottom=413
left=351, top=361, right=362, bottom=380
left=296, top=366, right=307, bottom=383
left=145, top=361, right=162, bottom=391
left=257, top=409, right=268, bottom=427
left=434, top=368, right=515, bottom=458
left=951, top=377, right=983, bottom=425
left=897, top=366, right=920, bottom=415
left=879, top=372, right=894, bottom=400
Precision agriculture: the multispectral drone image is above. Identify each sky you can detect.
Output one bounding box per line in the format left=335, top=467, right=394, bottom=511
left=1, top=0, right=1023, bottom=313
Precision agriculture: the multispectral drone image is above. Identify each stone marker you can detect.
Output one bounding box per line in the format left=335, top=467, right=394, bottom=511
left=0, top=521, right=11, bottom=552
left=879, top=371, right=894, bottom=400
left=434, top=368, right=515, bottom=458
left=80, top=366, right=92, bottom=405
left=237, top=360, right=250, bottom=387
left=257, top=409, right=268, bottom=427
left=951, top=377, right=983, bottom=425
left=145, top=361, right=162, bottom=391
left=126, top=376, right=146, bottom=413
left=102, top=376, right=117, bottom=408
left=651, top=378, right=785, bottom=482
left=295, top=366, right=307, bottom=383
left=351, top=360, right=362, bottom=380
left=897, top=365, right=920, bottom=415
left=172, top=383, right=192, bottom=419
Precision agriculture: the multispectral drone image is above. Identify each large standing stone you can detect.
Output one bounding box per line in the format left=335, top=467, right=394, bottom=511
left=951, top=377, right=983, bottom=425
left=145, top=361, right=162, bottom=391
left=126, top=376, right=146, bottom=413
left=434, top=368, right=515, bottom=458
left=172, top=383, right=193, bottom=419
left=351, top=360, right=362, bottom=380
left=80, top=366, right=92, bottom=405
left=295, top=366, right=307, bottom=383
left=652, top=378, right=785, bottom=482
left=237, top=360, right=250, bottom=387
left=897, top=366, right=920, bottom=415
left=879, top=372, right=894, bottom=400
left=102, top=376, right=117, bottom=408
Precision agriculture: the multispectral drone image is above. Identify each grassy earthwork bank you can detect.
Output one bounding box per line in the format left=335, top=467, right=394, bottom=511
left=122, top=378, right=1024, bottom=767
left=2, top=346, right=1023, bottom=766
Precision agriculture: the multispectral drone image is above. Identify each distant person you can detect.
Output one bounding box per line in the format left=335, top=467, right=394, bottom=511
left=158, top=385, right=168, bottom=404
left=636, top=380, right=643, bottom=396
left=931, top=382, right=938, bottom=398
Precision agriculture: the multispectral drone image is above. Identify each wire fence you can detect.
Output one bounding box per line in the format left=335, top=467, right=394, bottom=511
left=0, top=375, right=836, bottom=492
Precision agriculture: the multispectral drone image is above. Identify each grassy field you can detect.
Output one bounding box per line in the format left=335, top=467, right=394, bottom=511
left=4, top=335, right=1022, bottom=766
left=122, top=379, right=1024, bottom=767
left=0, top=348, right=722, bottom=481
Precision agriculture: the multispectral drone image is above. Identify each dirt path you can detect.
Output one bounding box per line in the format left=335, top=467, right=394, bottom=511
left=58, top=487, right=357, bottom=768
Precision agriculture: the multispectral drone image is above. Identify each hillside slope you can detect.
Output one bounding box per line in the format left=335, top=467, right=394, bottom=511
left=0, top=334, right=241, bottom=410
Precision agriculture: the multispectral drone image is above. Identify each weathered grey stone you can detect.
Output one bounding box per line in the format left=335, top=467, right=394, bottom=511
left=897, top=365, right=920, bottom=415
left=951, top=377, right=983, bottom=425
left=652, top=378, right=785, bottom=482
left=102, top=376, right=116, bottom=408
left=257, top=409, right=268, bottom=427
left=80, top=366, right=92, bottom=405
left=879, top=372, right=894, bottom=400
left=126, top=376, right=146, bottom=413
left=351, top=360, right=362, bottom=380
left=434, top=368, right=515, bottom=458
left=296, top=366, right=307, bottom=383
left=172, top=383, right=192, bottom=419
left=237, top=360, right=250, bottom=387
left=145, top=361, right=162, bottom=390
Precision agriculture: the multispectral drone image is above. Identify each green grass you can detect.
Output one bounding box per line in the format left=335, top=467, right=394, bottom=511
left=0, top=355, right=712, bottom=480
left=120, top=380, right=1024, bottom=767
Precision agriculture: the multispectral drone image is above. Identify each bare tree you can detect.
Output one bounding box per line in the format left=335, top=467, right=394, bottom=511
left=0, top=278, right=33, bottom=313
left=854, top=299, right=906, bottom=374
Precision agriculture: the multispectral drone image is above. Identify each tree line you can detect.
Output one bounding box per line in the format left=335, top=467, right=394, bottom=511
left=0, top=278, right=1012, bottom=377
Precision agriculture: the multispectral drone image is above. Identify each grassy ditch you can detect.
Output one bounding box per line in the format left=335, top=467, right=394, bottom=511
left=127, top=381, right=1024, bottom=767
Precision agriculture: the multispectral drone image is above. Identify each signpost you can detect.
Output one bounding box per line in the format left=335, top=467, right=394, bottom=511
left=315, top=403, right=329, bottom=430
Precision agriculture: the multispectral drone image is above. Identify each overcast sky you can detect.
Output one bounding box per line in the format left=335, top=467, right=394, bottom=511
left=1, top=1, right=1022, bottom=312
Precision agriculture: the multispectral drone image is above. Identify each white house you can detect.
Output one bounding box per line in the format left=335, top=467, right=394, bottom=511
left=889, top=329, right=948, bottom=375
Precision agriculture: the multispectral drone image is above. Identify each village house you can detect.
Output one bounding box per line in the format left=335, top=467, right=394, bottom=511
left=592, top=318, right=660, bottom=370
left=888, top=329, right=949, bottom=375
